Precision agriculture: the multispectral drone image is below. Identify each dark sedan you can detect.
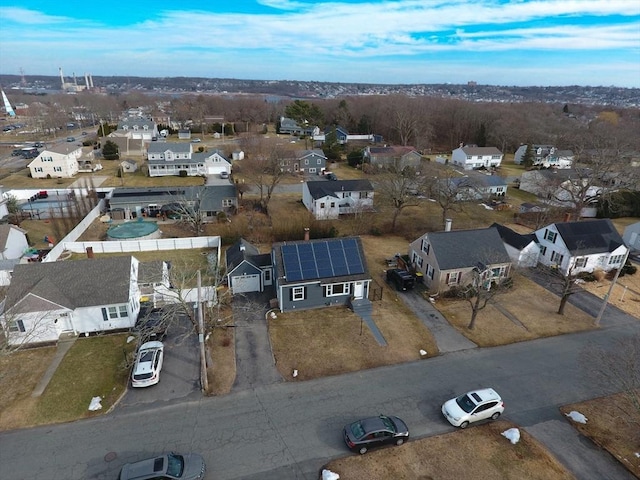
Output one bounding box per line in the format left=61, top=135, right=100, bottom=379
left=343, top=414, right=409, bottom=454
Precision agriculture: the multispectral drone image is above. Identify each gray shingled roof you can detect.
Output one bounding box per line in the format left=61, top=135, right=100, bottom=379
left=225, top=238, right=261, bottom=271
left=427, top=227, right=511, bottom=270
left=147, top=142, right=192, bottom=155
left=460, top=146, right=503, bottom=156
left=306, top=180, right=374, bottom=200
left=5, top=256, right=135, bottom=312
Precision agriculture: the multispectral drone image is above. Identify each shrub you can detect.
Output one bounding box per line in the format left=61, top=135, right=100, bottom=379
left=576, top=271, right=597, bottom=282
left=179, top=170, right=188, bottom=177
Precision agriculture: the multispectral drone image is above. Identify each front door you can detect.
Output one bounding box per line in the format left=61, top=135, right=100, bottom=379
left=56, top=314, right=73, bottom=333
left=353, top=281, right=364, bottom=299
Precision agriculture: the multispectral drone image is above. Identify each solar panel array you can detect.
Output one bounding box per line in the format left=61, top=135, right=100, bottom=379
left=281, top=238, right=365, bottom=282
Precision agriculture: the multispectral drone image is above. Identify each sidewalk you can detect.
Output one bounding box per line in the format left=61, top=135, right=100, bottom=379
left=31, top=334, right=77, bottom=397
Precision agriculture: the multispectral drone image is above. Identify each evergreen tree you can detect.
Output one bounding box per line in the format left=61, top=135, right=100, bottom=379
left=522, top=143, right=535, bottom=169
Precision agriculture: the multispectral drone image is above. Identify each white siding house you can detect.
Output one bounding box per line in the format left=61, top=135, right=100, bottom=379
left=28, top=145, right=81, bottom=179
left=0, top=224, right=29, bottom=260
left=1, top=256, right=141, bottom=346
left=534, top=219, right=628, bottom=276
left=451, top=145, right=503, bottom=171
left=302, top=180, right=374, bottom=220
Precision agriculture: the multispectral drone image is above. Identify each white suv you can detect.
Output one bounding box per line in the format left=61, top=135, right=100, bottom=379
left=442, top=388, right=504, bottom=428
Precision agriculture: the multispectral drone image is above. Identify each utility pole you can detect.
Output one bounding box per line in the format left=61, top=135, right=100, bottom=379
left=197, top=270, right=208, bottom=391
left=595, top=249, right=630, bottom=326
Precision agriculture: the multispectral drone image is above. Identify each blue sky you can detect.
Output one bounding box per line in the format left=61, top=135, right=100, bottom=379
left=1, top=0, right=639, bottom=87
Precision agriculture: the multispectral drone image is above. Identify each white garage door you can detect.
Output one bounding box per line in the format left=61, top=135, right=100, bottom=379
left=231, top=274, right=261, bottom=294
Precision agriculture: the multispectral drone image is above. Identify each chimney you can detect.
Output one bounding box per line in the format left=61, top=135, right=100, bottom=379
left=304, top=228, right=310, bottom=241
left=86, top=246, right=94, bottom=258
left=240, top=245, right=245, bottom=251
left=445, top=219, right=452, bottom=232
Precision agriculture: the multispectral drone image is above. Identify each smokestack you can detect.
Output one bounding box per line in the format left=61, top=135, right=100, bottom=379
left=89, top=74, right=94, bottom=88
left=445, top=219, right=452, bottom=232
left=304, top=228, right=310, bottom=241
left=86, top=246, right=94, bottom=258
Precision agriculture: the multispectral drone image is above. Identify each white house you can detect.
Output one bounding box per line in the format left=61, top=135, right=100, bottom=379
left=534, top=219, right=628, bottom=276
left=28, top=144, right=81, bottom=179
left=491, top=223, right=540, bottom=268
left=115, top=117, right=158, bottom=141
left=451, top=145, right=503, bottom=171
left=147, top=142, right=231, bottom=177
left=0, top=224, right=29, bottom=260
left=1, top=256, right=141, bottom=346
left=302, top=180, right=374, bottom=220
left=514, top=144, right=574, bottom=169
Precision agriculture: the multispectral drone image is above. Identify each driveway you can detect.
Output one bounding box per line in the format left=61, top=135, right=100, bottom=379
left=231, top=287, right=283, bottom=391
left=118, top=314, right=201, bottom=408
left=397, top=284, right=477, bottom=353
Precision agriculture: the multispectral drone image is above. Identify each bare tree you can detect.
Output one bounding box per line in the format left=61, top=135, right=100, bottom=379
left=457, top=265, right=513, bottom=330
left=374, top=166, right=426, bottom=233
left=424, top=163, right=467, bottom=230
left=234, top=143, right=288, bottom=212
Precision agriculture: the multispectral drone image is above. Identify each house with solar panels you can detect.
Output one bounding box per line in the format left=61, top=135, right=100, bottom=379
left=272, top=236, right=371, bottom=312
left=302, top=180, right=375, bottom=220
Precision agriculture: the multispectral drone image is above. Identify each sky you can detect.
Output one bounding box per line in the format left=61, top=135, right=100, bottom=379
left=0, top=0, right=639, bottom=88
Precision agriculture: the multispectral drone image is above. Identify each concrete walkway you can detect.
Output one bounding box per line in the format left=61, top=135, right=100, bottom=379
left=231, top=288, right=283, bottom=392
left=31, top=334, right=77, bottom=397
left=397, top=286, right=477, bottom=353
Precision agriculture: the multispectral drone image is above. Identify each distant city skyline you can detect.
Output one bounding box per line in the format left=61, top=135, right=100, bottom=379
left=1, top=1, right=639, bottom=88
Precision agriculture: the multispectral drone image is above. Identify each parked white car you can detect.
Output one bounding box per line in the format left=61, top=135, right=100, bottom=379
left=131, top=341, right=164, bottom=388
left=441, top=388, right=504, bottom=428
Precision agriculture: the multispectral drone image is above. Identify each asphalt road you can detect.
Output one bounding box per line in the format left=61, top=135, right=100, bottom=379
left=1, top=316, right=637, bottom=480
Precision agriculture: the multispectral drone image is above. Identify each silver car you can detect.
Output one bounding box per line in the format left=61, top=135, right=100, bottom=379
left=119, top=452, right=206, bottom=480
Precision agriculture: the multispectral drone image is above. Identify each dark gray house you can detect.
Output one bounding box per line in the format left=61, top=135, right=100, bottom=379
left=272, top=236, right=371, bottom=312
left=225, top=239, right=273, bottom=294
left=108, top=185, right=237, bottom=221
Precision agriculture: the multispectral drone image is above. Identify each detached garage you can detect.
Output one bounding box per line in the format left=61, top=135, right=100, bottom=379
left=225, top=238, right=272, bottom=294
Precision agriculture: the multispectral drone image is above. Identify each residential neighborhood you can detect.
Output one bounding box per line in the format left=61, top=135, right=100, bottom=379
left=0, top=89, right=638, bottom=480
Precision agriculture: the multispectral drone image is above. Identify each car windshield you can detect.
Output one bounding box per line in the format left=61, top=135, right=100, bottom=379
left=379, top=415, right=397, bottom=433
left=140, top=350, right=155, bottom=362
left=349, top=421, right=366, bottom=440
left=455, top=394, right=476, bottom=413
left=166, top=454, right=184, bottom=477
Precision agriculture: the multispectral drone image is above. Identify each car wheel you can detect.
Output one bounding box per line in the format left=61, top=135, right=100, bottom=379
left=491, top=412, right=501, bottom=420
left=395, top=438, right=404, bottom=446
left=358, top=446, right=367, bottom=455
left=459, top=421, right=469, bottom=429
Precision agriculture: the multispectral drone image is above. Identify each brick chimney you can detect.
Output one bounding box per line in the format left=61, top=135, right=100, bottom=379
left=86, top=246, right=94, bottom=258
left=304, top=227, right=310, bottom=241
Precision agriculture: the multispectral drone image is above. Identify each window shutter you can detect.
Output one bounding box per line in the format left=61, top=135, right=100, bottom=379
left=17, top=320, right=25, bottom=332
left=303, top=287, right=307, bottom=300
left=289, top=289, right=293, bottom=302
left=101, top=308, right=108, bottom=321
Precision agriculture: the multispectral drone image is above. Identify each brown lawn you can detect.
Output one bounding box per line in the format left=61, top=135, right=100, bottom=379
left=561, top=393, right=640, bottom=478
left=324, top=421, right=575, bottom=480
left=435, top=274, right=596, bottom=347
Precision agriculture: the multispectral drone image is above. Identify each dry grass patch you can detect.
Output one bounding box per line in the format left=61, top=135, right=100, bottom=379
left=561, top=393, right=640, bottom=477
left=0, top=346, right=57, bottom=430
left=579, top=272, right=640, bottom=320
left=270, top=302, right=437, bottom=380
left=206, top=327, right=236, bottom=396
left=0, top=334, right=135, bottom=430
left=437, top=275, right=595, bottom=347
left=325, top=420, right=574, bottom=480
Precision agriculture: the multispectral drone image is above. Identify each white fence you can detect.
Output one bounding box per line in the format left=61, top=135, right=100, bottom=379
left=63, top=236, right=220, bottom=255
left=43, top=199, right=106, bottom=262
